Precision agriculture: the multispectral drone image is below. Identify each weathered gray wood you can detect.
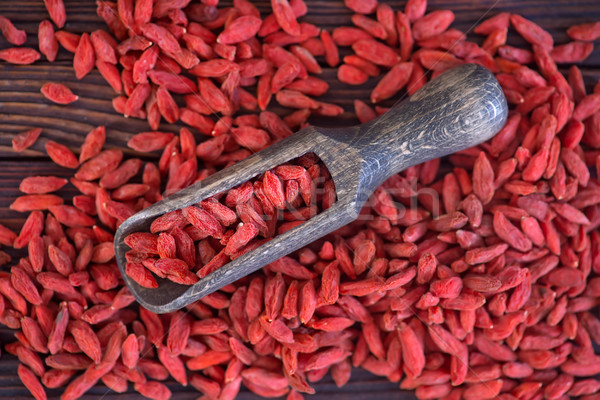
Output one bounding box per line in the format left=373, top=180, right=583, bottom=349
left=116, top=64, right=507, bottom=314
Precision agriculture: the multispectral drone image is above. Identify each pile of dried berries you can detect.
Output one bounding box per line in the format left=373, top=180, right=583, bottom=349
left=124, top=153, right=336, bottom=287
left=0, top=0, right=600, bottom=399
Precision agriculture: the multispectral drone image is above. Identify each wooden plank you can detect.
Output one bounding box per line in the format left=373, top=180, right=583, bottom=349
left=0, top=345, right=403, bottom=400
left=0, top=161, right=80, bottom=232
left=0, top=1, right=599, bottom=157
left=0, top=0, right=599, bottom=399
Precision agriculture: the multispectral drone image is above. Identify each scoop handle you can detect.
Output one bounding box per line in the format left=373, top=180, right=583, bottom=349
left=348, top=64, right=508, bottom=189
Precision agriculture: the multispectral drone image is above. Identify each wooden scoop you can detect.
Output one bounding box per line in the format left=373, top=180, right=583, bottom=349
left=114, top=63, right=508, bottom=313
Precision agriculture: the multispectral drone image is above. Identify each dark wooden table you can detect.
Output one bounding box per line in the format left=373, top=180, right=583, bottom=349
left=0, top=0, right=599, bottom=399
